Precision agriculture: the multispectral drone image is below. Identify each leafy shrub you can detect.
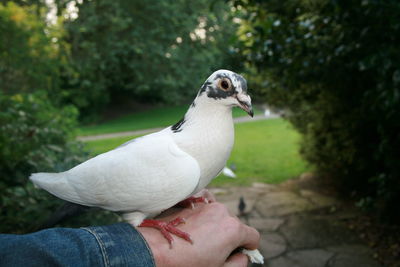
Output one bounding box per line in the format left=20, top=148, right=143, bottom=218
left=235, top=0, right=400, bottom=220
left=0, top=91, right=104, bottom=233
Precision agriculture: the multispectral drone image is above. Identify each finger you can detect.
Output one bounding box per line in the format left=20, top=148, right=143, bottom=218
left=239, top=223, right=261, bottom=250
left=223, top=253, right=248, bottom=267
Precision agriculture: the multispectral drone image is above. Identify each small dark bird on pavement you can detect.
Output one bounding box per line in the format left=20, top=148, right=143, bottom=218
left=238, top=196, right=246, bottom=216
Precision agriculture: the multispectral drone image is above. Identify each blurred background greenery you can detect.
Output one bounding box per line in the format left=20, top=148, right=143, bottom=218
left=1, top=0, right=399, bottom=233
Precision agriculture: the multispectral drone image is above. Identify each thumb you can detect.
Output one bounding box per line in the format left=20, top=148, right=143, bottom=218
left=224, top=253, right=248, bottom=267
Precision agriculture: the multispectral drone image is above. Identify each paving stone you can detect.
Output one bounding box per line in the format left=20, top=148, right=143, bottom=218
left=259, top=233, right=287, bottom=259
left=250, top=209, right=263, bottom=219
left=334, top=210, right=361, bottom=221
left=255, top=191, right=315, bottom=217
left=288, top=249, right=335, bottom=267
left=252, top=183, right=278, bottom=191
left=326, top=244, right=372, bottom=255
left=298, top=172, right=316, bottom=181
left=266, top=256, right=297, bottom=267
left=267, top=249, right=334, bottom=267
left=300, top=190, right=338, bottom=208
left=326, top=245, right=380, bottom=267
left=220, top=198, right=256, bottom=216
left=208, top=188, right=229, bottom=196
left=281, top=215, right=361, bottom=249
left=327, top=253, right=381, bottom=267
left=214, top=187, right=262, bottom=203
left=249, top=217, right=285, bottom=232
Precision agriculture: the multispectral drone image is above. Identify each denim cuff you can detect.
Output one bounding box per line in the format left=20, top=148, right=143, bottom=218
left=82, top=223, right=155, bottom=267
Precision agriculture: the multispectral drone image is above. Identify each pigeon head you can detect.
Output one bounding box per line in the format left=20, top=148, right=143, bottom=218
left=197, top=69, right=253, bottom=117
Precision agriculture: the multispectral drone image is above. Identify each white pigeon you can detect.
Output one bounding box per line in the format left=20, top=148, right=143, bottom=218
left=30, top=69, right=263, bottom=264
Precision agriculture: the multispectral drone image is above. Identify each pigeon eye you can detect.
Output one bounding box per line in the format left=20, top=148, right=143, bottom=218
left=219, top=78, right=231, bottom=91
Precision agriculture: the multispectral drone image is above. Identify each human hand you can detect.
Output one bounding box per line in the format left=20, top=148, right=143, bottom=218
left=137, top=200, right=260, bottom=267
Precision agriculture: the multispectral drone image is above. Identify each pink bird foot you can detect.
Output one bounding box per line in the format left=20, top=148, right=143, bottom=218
left=177, top=196, right=209, bottom=209
left=139, top=217, right=192, bottom=248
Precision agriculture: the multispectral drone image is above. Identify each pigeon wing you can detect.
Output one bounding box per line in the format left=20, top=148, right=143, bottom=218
left=31, top=132, right=200, bottom=213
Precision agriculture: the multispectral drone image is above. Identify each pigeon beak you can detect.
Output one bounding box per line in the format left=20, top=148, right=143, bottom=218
left=236, top=93, right=254, bottom=117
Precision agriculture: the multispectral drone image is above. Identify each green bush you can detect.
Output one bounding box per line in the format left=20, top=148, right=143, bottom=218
left=235, top=0, right=400, bottom=220
left=0, top=91, right=96, bottom=233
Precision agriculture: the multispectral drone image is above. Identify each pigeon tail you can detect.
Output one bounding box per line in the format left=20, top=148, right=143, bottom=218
left=30, top=172, right=80, bottom=203
left=30, top=172, right=63, bottom=188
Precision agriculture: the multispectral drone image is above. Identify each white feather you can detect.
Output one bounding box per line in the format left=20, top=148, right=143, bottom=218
left=242, top=249, right=264, bottom=264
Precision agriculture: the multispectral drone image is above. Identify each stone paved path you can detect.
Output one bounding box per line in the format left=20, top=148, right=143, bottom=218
left=209, top=177, right=381, bottom=267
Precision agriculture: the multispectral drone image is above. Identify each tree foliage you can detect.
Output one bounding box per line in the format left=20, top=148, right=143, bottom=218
left=0, top=2, right=60, bottom=95
left=62, top=0, right=241, bottom=120
left=235, top=0, right=400, bottom=220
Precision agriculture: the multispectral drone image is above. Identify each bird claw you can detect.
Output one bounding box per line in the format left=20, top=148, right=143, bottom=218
left=168, top=217, right=186, bottom=226
left=177, top=196, right=209, bottom=209
left=139, top=217, right=192, bottom=248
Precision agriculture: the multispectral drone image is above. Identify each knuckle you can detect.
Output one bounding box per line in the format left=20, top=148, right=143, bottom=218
left=254, top=228, right=261, bottom=241
left=225, top=216, right=241, bottom=232
left=248, top=226, right=261, bottom=247
left=210, top=202, right=228, bottom=213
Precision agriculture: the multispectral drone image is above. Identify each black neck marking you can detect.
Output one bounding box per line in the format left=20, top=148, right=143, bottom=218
left=171, top=117, right=186, bottom=133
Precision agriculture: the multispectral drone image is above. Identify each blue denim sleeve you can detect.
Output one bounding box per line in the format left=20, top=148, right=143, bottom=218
left=0, top=223, right=155, bottom=267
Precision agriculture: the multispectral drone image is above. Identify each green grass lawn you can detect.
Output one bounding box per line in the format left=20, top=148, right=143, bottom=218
left=78, top=105, right=262, bottom=136
left=84, top=118, right=310, bottom=186
left=211, top=118, right=310, bottom=186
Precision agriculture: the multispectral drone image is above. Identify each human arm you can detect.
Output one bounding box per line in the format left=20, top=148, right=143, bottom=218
left=0, top=223, right=155, bottom=267
left=0, top=193, right=260, bottom=267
